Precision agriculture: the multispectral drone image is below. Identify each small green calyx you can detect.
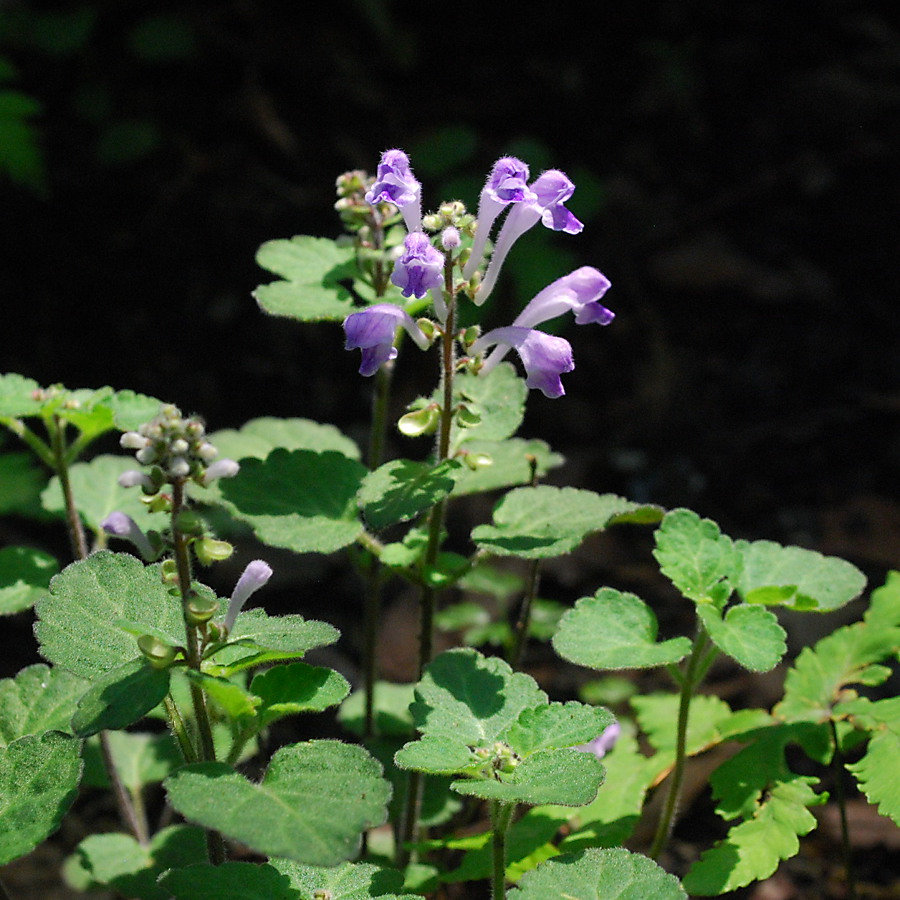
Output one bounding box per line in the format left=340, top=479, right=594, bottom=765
left=175, top=510, right=205, bottom=535
left=193, top=537, right=234, bottom=565
left=398, top=404, right=440, bottom=437
left=137, top=634, right=177, bottom=669
left=160, top=558, right=180, bottom=586
left=461, top=450, right=493, bottom=471
left=185, top=593, right=219, bottom=625
left=455, top=404, right=481, bottom=428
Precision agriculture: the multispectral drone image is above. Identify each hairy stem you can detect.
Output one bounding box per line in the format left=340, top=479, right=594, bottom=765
left=49, top=415, right=88, bottom=561
left=649, top=627, right=712, bottom=859
left=490, top=800, right=515, bottom=900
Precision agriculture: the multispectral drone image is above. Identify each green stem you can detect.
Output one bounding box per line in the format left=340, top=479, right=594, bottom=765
left=99, top=730, right=149, bottom=845
left=164, top=695, right=197, bottom=763
left=170, top=481, right=225, bottom=865
left=48, top=415, right=88, bottom=560
left=649, top=627, right=712, bottom=859
left=1, top=418, right=55, bottom=468
left=829, top=718, right=857, bottom=900
left=490, top=801, right=515, bottom=900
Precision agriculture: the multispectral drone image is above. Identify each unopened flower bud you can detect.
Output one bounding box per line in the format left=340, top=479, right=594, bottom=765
left=441, top=226, right=461, bottom=250
left=101, top=511, right=158, bottom=560
left=223, top=560, right=273, bottom=632
left=120, top=431, right=149, bottom=450
left=118, top=469, right=156, bottom=492
left=169, top=457, right=190, bottom=479
left=200, top=458, right=239, bottom=486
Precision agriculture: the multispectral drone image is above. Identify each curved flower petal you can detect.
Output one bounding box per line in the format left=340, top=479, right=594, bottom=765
left=391, top=232, right=444, bottom=299
left=224, top=559, right=273, bottom=632
left=343, top=303, right=429, bottom=376
left=514, top=266, right=613, bottom=329
left=101, top=511, right=157, bottom=560
left=530, top=169, right=583, bottom=235
left=463, top=157, right=533, bottom=280
left=472, top=326, right=574, bottom=398
left=364, top=148, right=422, bottom=233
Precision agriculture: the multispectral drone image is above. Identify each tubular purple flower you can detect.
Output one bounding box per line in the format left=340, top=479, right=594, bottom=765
left=463, top=157, right=533, bottom=281
left=118, top=469, right=156, bottom=491
left=101, top=511, right=156, bottom=560
left=476, top=169, right=584, bottom=305
left=343, top=303, right=430, bottom=377
left=514, top=266, right=613, bottom=329
left=364, top=148, right=422, bottom=233
left=471, top=326, right=574, bottom=398
left=223, top=559, right=273, bottom=632
left=391, top=232, right=444, bottom=300
left=575, top=721, right=621, bottom=760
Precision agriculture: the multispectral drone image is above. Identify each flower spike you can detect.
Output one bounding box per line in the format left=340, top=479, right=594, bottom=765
left=364, top=149, right=423, bottom=233
left=344, top=303, right=430, bottom=376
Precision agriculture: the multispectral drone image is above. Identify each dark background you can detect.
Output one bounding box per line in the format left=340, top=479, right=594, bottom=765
left=2, top=0, right=899, bottom=657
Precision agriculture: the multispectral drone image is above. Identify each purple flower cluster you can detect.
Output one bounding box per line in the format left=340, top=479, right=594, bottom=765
left=343, top=149, right=613, bottom=398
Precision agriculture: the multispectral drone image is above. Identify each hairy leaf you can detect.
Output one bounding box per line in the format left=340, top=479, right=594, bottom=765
left=0, top=664, right=87, bottom=744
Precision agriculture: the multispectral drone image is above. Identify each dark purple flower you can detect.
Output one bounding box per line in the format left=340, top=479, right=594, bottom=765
left=391, top=232, right=445, bottom=299
left=476, top=169, right=584, bottom=304
left=471, top=326, right=574, bottom=398
left=463, top=157, right=533, bottom=281
left=364, top=149, right=422, bottom=233
left=343, top=303, right=430, bottom=376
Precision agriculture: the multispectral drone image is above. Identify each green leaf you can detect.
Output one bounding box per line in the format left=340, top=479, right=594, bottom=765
left=775, top=573, right=900, bottom=724
left=846, top=696, right=900, bottom=825
left=358, top=459, right=460, bottom=531
left=0, top=731, right=83, bottom=865
left=553, top=588, right=692, bottom=670
left=736, top=539, right=866, bottom=611
left=473, top=487, right=660, bottom=559
left=250, top=662, right=350, bottom=727
left=338, top=682, right=416, bottom=738
left=106, top=389, right=166, bottom=432
left=507, top=847, right=686, bottom=900
left=42, top=453, right=160, bottom=534
left=449, top=438, right=564, bottom=496
left=217, top=449, right=366, bottom=554
left=697, top=602, right=787, bottom=672
left=208, top=608, right=339, bottom=674
left=0, top=545, right=58, bottom=615
left=72, top=657, right=171, bottom=737
left=0, top=664, right=88, bottom=744
left=254, top=236, right=359, bottom=321
left=184, top=669, right=261, bottom=721
left=633, top=693, right=734, bottom=759
left=165, top=740, right=391, bottom=864
left=270, top=859, right=412, bottom=899
left=451, top=748, right=604, bottom=806
left=503, top=702, right=614, bottom=756
left=35, top=552, right=185, bottom=679
left=160, top=861, right=294, bottom=900
left=0, top=372, right=43, bottom=417
left=81, top=729, right=183, bottom=790
left=208, top=416, right=361, bottom=463
left=653, top=508, right=739, bottom=605
left=0, top=452, right=49, bottom=517
left=69, top=826, right=207, bottom=900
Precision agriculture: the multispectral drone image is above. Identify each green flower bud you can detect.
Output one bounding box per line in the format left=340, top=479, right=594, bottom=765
left=137, top=634, right=177, bottom=669
left=397, top=405, right=440, bottom=437
left=194, top=537, right=234, bottom=566
left=160, top=558, right=180, bottom=586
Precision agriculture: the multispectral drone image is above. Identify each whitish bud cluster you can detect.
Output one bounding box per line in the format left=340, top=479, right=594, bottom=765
left=119, top=404, right=238, bottom=489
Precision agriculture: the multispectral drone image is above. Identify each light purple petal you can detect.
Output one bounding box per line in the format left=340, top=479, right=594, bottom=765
left=472, top=326, right=574, bottom=398
left=343, top=303, right=429, bottom=376
left=224, top=559, right=273, bottom=631
left=364, top=148, right=422, bottom=232
left=101, top=511, right=156, bottom=560
left=530, top=169, right=583, bottom=235
left=514, top=267, right=613, bottom=329
left=575, top=722, right=621, bottom=760
left=390, top=232, right=444, bottom=299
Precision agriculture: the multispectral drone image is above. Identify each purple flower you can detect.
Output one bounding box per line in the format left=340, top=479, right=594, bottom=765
left=344, top=303, right=430, bottom=376
left=575, top=721, right=621, bottom=760
left=223, top=559, right=273, bottom=632
left=364, top=149, right=422, bottom=233
left=514, top=267, right=613, bottom=329
left=391, top=232, right=444, bottom=299
left=101, top=511, right=157, bottom=561
left=476, top=169, right=584, bottom=305
left=463, top=157, right=534, bottom=281
left=471, top=326, right=574, bottom=398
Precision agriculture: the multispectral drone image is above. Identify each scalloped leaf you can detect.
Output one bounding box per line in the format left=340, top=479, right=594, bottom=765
left=447, top=363, right=527, bottom=446
left=697, top=602, right=787, bottom=672
left=34, top=552, right=185, bottom=679
left=165, top=740, right=391, bottom=864
left=736, top=539, right=866, bottom=611
left=472, top=487, right=660, bottom=559
left=0, top=664, right=88, bottom=744
left=507, top=847, right=686, bottom=900
left=106, top=389, right=165, bottom=432
left=67, top=825, right=207, bottom=900
left=254, top=235, right=359, bottom=321
left=653, top=508, right=739, bottom=605
left=0, top=545, right=58, bottom=615
left=338, top=681, right=416, bottom=737
left=250, top=662, right=350, bottom=728
left=270, top=859, right=413, bottom=899
left=358, top=459, right=461, bottom=531
left=0, top=452, right=48, bottom=517
left=553, top=588, right=692, bottom=670
left=846, top=696, right=900, bottom=825
left=160, top=861, right=294, bottom=900
left=217, top=448, right=366, bottom=554
left=0, top=372, right=43, bottom=417
left=208, top=416, right=361, bottom=463
left=0, top=731, right=83, bottom=865
left=632, top=693, right=734, bottom=760
left=775, top=573, right=900, bottom=724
